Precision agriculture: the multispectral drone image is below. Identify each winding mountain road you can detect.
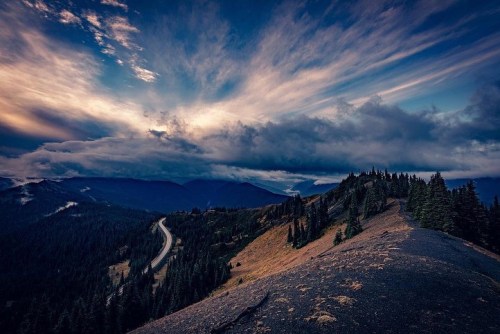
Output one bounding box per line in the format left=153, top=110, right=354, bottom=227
left=144, top=217, right=173, bottom=273
left=108, top=218, right=174, bottom=305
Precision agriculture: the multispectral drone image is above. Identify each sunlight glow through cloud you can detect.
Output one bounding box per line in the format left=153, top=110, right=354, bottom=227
left=1, top=0, right=500, bottom=185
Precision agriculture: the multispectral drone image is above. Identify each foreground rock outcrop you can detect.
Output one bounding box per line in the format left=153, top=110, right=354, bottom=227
left=132, top=200, right=500, bottom=334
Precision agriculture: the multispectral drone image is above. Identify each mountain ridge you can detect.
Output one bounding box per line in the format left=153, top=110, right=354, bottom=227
left=0, top=177, right=289, bottom=217
left=132, top=199, right=500, bottom=334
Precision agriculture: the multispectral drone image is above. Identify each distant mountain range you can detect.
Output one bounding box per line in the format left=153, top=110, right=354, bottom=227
left=0, top=177, right=288, bottom=218
left=0, top=176, right=497, bottom=219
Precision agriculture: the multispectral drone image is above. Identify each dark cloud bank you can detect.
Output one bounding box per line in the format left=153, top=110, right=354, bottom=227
left=1, top=83, right=499, bottom=183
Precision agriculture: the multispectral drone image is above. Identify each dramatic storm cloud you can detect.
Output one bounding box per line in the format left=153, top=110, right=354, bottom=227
left=1, top=0, right=499, bottom=186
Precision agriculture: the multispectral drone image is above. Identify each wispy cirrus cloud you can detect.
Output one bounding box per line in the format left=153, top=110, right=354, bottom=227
left=144, top=0, right=242, bottom=100
left=22, top=0, right=52, bottom=14
left=130, top=63, right=158, bottom=83
left=84, top=11, right=102, bottom=29
left=0, top=2, right=154, bottom=143
left=19, top=0, right=158, bottom=82
left=59, top=9, right=81, bottom=25
left=105, top=15, right=139, bottom=50
left=96, top=14, right=159, bottom=81
left=101, top=0, right=128, bottom=12
left=141, top=0, right=500, bottom=131
left=214, top=0, right=499, bottom=120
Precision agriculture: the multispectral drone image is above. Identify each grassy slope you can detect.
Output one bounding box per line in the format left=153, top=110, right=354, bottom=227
left=217, top=198, right=409, bottom=293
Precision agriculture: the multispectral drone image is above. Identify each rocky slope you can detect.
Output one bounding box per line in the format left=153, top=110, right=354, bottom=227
left=132, top=200, right=500, bottom=334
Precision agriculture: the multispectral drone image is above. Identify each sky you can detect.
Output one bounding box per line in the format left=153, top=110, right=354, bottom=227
left=0, top=0, right=499, bottom=189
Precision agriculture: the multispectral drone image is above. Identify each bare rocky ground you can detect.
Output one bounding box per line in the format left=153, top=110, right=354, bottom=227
left=132, top=200, right=500, bottom=334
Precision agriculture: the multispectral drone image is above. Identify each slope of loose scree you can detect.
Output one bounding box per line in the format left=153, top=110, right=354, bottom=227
left=133, top=199, right=500, bottom=333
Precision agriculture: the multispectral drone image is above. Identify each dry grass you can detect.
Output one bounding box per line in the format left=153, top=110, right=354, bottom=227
left=340, top=279, right=363, bottom=291
left=108, top=260, right=130, bottom=286
left=305, top=310, right=337, bottom=324
left=216, top=199, right=410, bottom=295
left=152, top=264, right=169, bottom=291
left=216, top=220, right=344, bottom=293
left=332, top=295, right=356, bottom=306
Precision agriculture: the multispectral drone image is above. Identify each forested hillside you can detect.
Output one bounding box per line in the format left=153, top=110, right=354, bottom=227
left=151, top=208, right=265, bottom=320
left=0, top=202, right=162, bottom=334
left=0, top=180, right=86, bottom=234
left=274, top=169, right=499, bottom=254
left=0, top=191, right=271, bottom=333
left=273, top=169, right=410, bottom=248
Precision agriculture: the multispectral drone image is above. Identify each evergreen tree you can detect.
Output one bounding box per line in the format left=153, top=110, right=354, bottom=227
left=293, top=195, right=304, bottom=217
left=85, top=293, right=106, bottom=334
left=318, top=198, right=329, bottom=230
left=70, top=298, right=86, bottom=334
left=384, top=169, right=391, bottom=181
left=300, top=223, right=306, bottom=243
left=399, top=173, right=410, bottom=197
left=408, top=178, right=427, bottom=219
left=488, top=196, right=500, bottom=253
left=292, top=218, right=299, bottom=247
left=363, top=187, right=374, bottom=219
left=420, top=172, right=454, bottom=233
left=121, top=283, right=146, bottom=331
left=464, top=181, right=489, bottom=245
left=306, top=203, right=318, bottom=241
left=105, top=294, right=121, bottom=334
left=287, top=224, right=293, bottom=243
left=345, top=193, right=362, bottom=239
left=333, top=229, right=343, bottom=246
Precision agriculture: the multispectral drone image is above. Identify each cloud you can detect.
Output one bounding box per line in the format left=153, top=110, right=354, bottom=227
left=101, top=0, right=128, bottom=12
left=95, top=15, right=159, bottom=82
left=0, top=136, right=211, bottom=179
left=105, top=15, right=139, bottom=49
left=0, top=3, right=155, bottom=143
left=446, top=82, right=500, bottom=142
left=84, top=11, right=102, bottom=29
left=142, top=0, right=500, bottom=131
left=21, top=1, right=156, bottom=83
left=30, top=0, right=51, bottom=14
left=2, top=83, right=499, bottom=183
left=4, top=0, right=500, bottom=184
left=131, top=64, right=158, bottom=83
left=144, top=1, right=242, bottom=98
left=59, top=10, right=81, bottom=25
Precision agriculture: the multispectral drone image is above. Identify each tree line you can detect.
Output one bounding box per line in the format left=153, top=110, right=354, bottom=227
left=284, top=168, right=410, bottom=248
left=285, top=169, right=499, bottom=254
left=407, top=172, right=500, bottom=253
